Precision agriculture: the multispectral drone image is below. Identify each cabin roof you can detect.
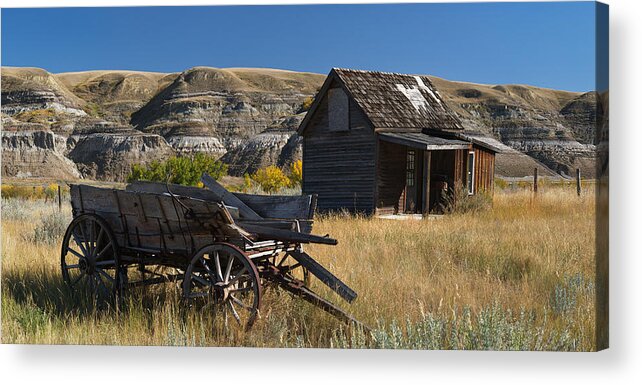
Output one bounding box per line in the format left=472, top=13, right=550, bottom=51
left=298, top=68, right=463, bottom=135
left=333, top=68, right=463, bottom=131
left=378, top=132, right=470, bottom=151
left=457, top=131, right=505, bottom=153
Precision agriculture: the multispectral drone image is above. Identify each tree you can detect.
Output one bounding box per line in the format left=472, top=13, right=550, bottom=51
left=251, top=166, right=291, bottom=194
left=127, top=153, right=228, bottom=186
left=300, top=96, right=315, bottom=112
left=289, top=160, right=302, bottom=187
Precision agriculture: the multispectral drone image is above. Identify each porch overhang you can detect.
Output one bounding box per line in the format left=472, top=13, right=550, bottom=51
left=378, top=132, right=471, bottom=151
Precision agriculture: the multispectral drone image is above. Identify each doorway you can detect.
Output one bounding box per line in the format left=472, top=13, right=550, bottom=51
left=404, top=149, right=423, bottom=213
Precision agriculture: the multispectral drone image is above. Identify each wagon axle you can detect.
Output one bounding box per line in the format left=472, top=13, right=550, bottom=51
left=77, top=257, right=93, bottom=275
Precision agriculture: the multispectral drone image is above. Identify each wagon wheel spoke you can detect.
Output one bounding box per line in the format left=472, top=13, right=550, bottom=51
left=229, top=294, right=254, bottom=311
left=229, top=286, right=253, bottom=294
left=95, top=227, right=105, bottom=255
left=96, top=242, right=113, bottom=260
left=227, top=268, right=247, bottom=285
left=95, top=273, right=110, bottom=295
left=224, top=255, right=234, bottom=283
left=95, top=275, right=108, bottom=299
left=227, top=302, right=242, bottom=326
left=214, top=252, right=224, bottom=281
left=65, top=264, right=80, bottom=269
left=66, top=247, right=84, bottom=260
left=277, top=254, right=288, bottom=268
left=200, top=258, right=217, bottom=285
left=71, top=273, right=84, bottom=286
left=191, top=273, right=211, bottom=288
left=87, top=275, right=96, bottom=290
left=71, top=232, right=88, bottom=257
left=88, top=219, right=96, bottom=258
left=96, top=268, right=115, bottom=284
left=78, top=220, right=90, bottom=255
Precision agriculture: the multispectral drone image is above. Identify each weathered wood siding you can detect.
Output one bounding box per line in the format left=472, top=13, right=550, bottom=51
left=70, top=184, right=241, bottom=258
left=454, top=149, right=465, bottom=190
left=472, top=146, right=495, bottom=194
left=375, top=139, right=406, bottom=214
left=302, top=83, right=376, bottom=214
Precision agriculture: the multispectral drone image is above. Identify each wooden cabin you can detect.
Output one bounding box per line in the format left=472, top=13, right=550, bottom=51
left=297, top=68, right=499, bottom=216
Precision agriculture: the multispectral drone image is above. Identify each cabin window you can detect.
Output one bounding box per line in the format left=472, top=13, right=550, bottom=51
left=467, top=151, right=475, bottom=195
left=328, top=87, right=349, bottom=131
left=406, top=150, right=415, bottom=187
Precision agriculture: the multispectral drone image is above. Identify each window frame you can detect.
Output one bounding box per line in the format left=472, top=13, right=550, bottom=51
left=467, top=150, right=475, bottom=195
left=406, top=149, right=416, bottom=187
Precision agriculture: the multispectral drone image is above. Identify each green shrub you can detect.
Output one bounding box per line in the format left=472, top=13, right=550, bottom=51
left=127, top=153, right=228, bottom=186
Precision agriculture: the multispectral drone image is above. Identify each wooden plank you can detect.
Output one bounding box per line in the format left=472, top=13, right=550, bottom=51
left=239, top=223, right=337, bottom=245
left=201, top=174, right=262, bottom=220
left=126, top=181, right=220, bottom=202
left=238, top=219, right=313, bottom=234
left=308, top=194, right=318, bottom=220
left=238, top=220, right=296, bottom=231
left=289, top=251, right=357, bottom=303
left=263, top=269, right=365, bottom=327
left=234, top=193, right=314, bottom=219
left=423, top=151, right=431, bottom=214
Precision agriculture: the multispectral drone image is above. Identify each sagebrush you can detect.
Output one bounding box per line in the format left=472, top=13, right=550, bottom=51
left=1, top=185, right=596, bottom=350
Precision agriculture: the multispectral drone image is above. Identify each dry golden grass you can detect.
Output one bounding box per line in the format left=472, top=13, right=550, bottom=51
left=1, top=185, right=596, bottom=350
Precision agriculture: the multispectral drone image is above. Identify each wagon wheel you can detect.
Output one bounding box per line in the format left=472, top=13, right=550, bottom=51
left=274, top=252, right=310, bottom=287
left=183, top=243, right=261, bottom=330
left=61, top=214, right=121, bottom=302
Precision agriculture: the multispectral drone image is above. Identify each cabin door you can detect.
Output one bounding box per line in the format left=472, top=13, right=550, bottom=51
left=404, top=149, right=421, bottom=213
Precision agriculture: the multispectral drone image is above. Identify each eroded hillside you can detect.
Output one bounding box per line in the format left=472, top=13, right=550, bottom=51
left=2, top=66, right=600, bottom=181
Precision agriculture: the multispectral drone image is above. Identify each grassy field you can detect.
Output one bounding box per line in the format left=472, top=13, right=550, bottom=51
left=1, top=184, right=596, bottom=350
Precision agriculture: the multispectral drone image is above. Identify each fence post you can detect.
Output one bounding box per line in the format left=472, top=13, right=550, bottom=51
left=58, top=185, right=62, bottom=211
left=533, top=168, right=538, bottom=193
left=576, top=168, right=581, bottom=196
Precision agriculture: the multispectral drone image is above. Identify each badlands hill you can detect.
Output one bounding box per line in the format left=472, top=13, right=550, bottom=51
left=2, top=66, right=600, bottom=181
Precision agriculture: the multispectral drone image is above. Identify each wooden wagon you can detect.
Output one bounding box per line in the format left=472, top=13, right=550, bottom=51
left=60, top=174, right=360, bottom=330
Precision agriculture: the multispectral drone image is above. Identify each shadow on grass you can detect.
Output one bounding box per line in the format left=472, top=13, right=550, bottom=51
left=1, top=267, right=182, bottom=321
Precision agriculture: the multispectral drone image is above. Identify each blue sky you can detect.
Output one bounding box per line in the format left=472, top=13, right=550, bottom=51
left=2, top=2, right=597, bottom=92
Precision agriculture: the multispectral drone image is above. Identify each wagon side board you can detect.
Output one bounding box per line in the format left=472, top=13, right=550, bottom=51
left=70, top=184, right=246, bottom=256
left=233, top=193, right=317, bottom=220
left=127, top=179, right=317, bottom=233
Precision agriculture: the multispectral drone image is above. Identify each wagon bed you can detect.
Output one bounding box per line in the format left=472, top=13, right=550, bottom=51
left=61, top=173, right=360, bottom=330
